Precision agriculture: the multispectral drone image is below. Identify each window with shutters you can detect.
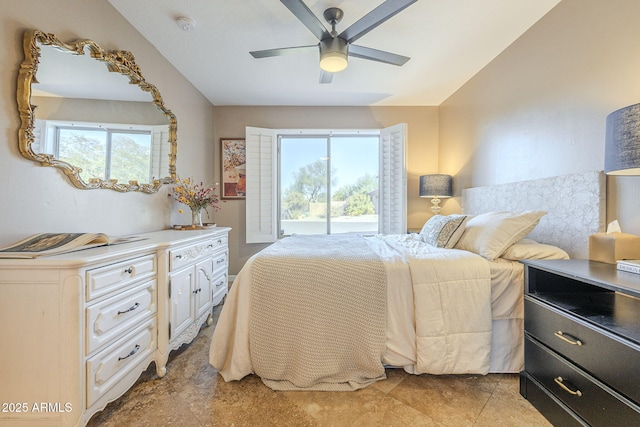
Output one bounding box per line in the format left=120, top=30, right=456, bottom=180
left=279, top=134, right=379, bottom=236
left=246, top=124, right=407, bottom=243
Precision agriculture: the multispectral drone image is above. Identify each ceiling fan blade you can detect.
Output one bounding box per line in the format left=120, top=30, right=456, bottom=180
left=338, top=0, right=418, bottom=44
left=250, top=44, right=318, bottom=58
left=280, top=0, right=331, bottom=41
left=319, top=70, right=334, bottom=84
left=348, top=45, right=410, bottom=66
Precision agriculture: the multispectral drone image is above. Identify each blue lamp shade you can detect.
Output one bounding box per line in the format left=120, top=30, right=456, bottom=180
left=419, top=174, right=453, bottom=198
left=419, top=174, right=452, bottom=214
left=605, top=103, right=640, bottom=175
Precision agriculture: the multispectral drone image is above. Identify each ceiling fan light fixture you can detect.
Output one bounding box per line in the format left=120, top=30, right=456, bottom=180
left=319, top=38, right=348, bottom=73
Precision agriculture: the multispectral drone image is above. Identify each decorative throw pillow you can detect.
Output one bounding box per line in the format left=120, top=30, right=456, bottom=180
left=419, top=214, right=471, bottom=248
left=501, top=239, right=569, bottom=261
left=455, top=211, right=546, bottom=260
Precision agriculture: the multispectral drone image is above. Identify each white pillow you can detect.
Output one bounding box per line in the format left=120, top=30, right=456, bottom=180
left=501, top=239, right=569, bottom=261
left=455, top=211, right=546, bottom=260
left=419, top=214, right=471, bottom=248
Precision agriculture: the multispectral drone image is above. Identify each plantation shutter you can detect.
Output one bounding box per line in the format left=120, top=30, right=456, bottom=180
left=379, top=123, right=407, bottom=234
left=245, top=126, right=278, bottom=243
left=150, top=124, right=170, bottom=180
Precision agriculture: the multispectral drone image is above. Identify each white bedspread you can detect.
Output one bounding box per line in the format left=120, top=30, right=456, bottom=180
left=209, top=234, right=493, bottom=387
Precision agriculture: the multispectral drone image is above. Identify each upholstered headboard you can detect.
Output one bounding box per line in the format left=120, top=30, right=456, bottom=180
left=461, top=171, right=606, bottom=259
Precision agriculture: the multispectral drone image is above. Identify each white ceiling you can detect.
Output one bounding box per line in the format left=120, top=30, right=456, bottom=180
left=107, top=0, right=560, bottom=107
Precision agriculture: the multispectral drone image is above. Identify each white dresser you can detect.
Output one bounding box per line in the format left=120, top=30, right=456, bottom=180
left=0, top=228, right=230, bottom=426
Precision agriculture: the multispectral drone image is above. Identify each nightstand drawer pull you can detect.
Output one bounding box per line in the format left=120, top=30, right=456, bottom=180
left=554, top=376, right=583, bottom=397
left=554, top=331, right=583, bottom=346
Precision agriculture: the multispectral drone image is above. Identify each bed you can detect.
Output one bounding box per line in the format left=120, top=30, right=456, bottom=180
left=209, top=171, right=605, bottom=391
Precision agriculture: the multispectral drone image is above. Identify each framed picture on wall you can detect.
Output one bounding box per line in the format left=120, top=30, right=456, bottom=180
left=220, top=138, right=246, bottom=199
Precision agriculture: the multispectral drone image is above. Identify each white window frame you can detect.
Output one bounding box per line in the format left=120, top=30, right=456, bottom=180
left=34, top=119, right=169, bottom=181
left=245, top=124, right=407, bottom=244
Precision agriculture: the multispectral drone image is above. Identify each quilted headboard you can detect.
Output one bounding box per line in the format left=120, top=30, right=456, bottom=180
left=461, top=171, right=606, bottom=259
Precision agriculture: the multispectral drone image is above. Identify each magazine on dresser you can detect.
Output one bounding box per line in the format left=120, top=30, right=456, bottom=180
left=0, top=233, right=145, bottom=258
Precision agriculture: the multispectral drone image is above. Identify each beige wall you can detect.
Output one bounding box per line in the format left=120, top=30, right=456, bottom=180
left=212, top=106, right=439, bottom=274
left=439, top=0, right=640, bottom=236
left=6, top=0, right=636, bottom=276
left=0, top=0, right=215, bottom=246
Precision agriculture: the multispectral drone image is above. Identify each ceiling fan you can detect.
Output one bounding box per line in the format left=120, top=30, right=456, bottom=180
left=250, top=0, right=418, bottom=84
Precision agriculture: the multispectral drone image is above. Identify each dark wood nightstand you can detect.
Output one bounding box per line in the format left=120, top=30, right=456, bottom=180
left=520, top=259, right=640, bottom=426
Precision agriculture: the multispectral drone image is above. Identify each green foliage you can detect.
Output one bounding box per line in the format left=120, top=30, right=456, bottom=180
left=288, top=160, right=334, bottom=203
left=345, top=193, right=375, bottom=216
left=282, top=162, right=377, bottom=219
left=333, top=174, right=378, bottom=201
left=282, top=190, right=308, bottom=219
left=110, top=135, right=152, bottom=183
left=58, top=130, right=151, bottom=184
left=58, top=132, right=106, bottom=181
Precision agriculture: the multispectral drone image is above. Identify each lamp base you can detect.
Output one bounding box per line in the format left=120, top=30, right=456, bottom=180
left=430, top=197, right=442, bottom=214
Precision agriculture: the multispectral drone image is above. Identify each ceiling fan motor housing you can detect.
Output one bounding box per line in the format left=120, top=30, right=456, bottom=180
left=319, top=37, right=348, bottom=72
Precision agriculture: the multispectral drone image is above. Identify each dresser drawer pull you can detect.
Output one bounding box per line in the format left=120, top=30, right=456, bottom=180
left=124, top=267, right=134, bottom=274
left=118, top=344, right=141, bottom=361
left=554, top=331, right=583, bottom=346
left=217, top=239, right=222, bottom=244
left=192, top=288, right=202, bottom=294
left=217, top=280, right=225, bottom=287
left=217, top=257, right=226, bottom=264
left=554, top=376, right=583, bottom=397
left=117, top=302, right=140, bottom=315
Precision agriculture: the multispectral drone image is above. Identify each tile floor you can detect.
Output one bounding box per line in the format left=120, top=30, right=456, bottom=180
left=87, top=305, right=553, bottom=426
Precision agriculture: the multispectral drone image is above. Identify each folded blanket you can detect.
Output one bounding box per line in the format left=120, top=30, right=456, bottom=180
left=249, top=234, right=387, bottom=391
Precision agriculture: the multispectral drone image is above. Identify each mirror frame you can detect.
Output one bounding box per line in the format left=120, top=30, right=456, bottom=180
left=17, top=29, right=177, bottom=193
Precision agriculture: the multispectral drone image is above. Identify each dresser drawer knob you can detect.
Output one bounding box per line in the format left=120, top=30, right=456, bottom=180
left=554, top=376, right=583, bottom=397
left=118, top=344, right=141, bottom=361
left=124, top=267, right=134, bottom=274
left=117, top=302, right=140, bottom=315
left=554, top=331, right=583, bottom=346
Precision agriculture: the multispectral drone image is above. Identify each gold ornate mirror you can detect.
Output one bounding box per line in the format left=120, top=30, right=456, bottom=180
left=17, top=29, right=177, bottom=193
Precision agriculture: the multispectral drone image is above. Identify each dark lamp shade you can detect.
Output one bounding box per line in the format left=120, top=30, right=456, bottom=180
left=605, top=103, right=640, bottom=175
left=419, top=174, right=452, bottom=198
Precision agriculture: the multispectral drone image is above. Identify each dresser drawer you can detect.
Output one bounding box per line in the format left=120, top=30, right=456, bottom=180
left=169, top=238, right=222, bottom=271
left=86, top=254, right=156, bottom=300
left=86, top=280, right=156, bottom=355
left=525, top=296, right=640, bottom=403
left=86, top=318, right=156, bottom=407
left=211, top=271, right=228, bottom=306
left=525, top=336, right=640, bottom=426
left=212, top=250, right=228, bottom=271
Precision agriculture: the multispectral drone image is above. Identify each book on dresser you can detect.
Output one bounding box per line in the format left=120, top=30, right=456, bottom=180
left=618, top=259, right=640, bottom=275
left=0, top=232, right=145, bottom=258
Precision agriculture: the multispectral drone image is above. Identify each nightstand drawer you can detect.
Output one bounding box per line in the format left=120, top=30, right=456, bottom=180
left=525, top=296, right=640, bottom=403
left=525, top=336, right=640, bottom=426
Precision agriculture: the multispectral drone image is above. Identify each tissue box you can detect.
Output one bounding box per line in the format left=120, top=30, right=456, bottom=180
left=589, top=232, right=640, bottom=264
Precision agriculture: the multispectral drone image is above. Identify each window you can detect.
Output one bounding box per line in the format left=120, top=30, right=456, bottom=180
left=246, top=124, right=407, bottom=243
left=57, top=127, right=152, bottom=183
left=279, top=134, right=380, bottom=236
left=33, top=119, right=169, bottom=185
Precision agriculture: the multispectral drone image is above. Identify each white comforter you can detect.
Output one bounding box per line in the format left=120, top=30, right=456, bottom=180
left=209, top=234, right=492, bottom=385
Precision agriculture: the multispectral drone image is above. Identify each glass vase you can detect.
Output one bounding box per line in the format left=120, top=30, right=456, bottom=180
left=191, top=207, right=203, bottom=227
